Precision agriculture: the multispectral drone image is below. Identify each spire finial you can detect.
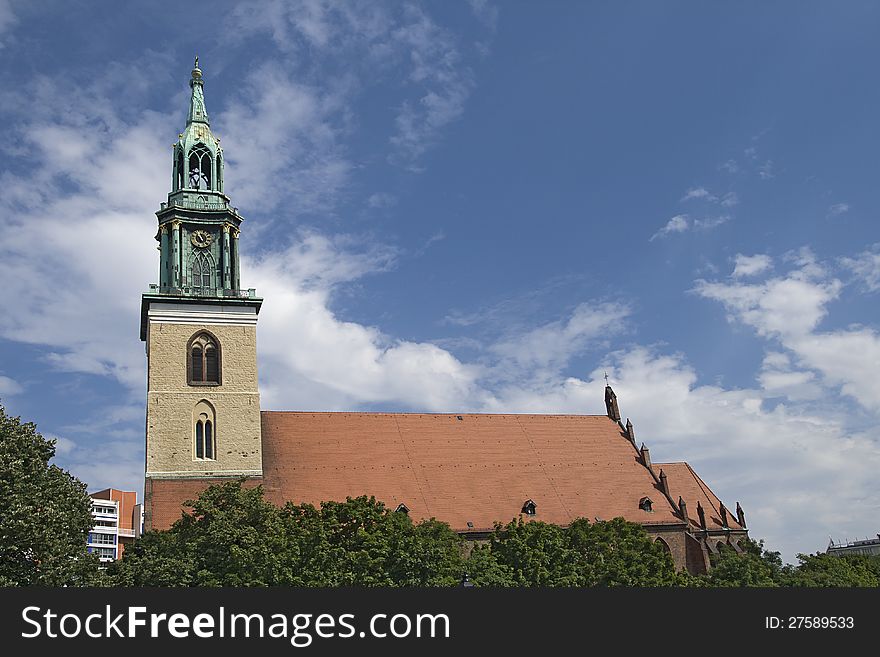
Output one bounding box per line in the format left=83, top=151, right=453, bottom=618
left=604, top=371, right=610, bottom=386
left=191, top=56, right=203, bottom=81
left=187, top=57, right=208, bottom=124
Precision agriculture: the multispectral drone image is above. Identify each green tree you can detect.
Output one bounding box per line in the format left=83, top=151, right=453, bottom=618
left=111, top=481, right=466, bottom=586
left=785, top=553, right=879, bottom=587
left=700, top=539, right=784, bottom=587
left=470, top=519, right=579, bottom=586
left=567, top=518, right=680, bottom=586
left=467, top=516, right=680, bottom=586
left=0, top=401, right=103, bottom=586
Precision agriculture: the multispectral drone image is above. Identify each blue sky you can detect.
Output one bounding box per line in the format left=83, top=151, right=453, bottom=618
left=1, top=0, right=879, bottom=561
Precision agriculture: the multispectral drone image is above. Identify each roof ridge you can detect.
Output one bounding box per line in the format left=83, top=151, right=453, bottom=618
left=261, top=410, right=611, bottom=418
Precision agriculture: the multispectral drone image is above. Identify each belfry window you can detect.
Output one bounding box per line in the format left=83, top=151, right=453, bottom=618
left=188, top=332, right=221, bottom=385
left=216, top=153, right=223, bottom=192
left=193, top=400, right=216, bottom=461
left=192, top=252, right=212, bottom=290
left=188, top=143, right=212, bottom=190
left=176, top=149, right=185, bottom=191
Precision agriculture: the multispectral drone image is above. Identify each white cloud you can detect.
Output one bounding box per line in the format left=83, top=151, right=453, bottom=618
left=650, top=214, right=689, bottom=241
left=467, top=0, right=499, bottom=31
left=842, top=245, right=880, bottom=291
left=827, top=202, right=849, bottom=218
left=246, top=238, right=486, bottom=412
left=0, top=0, right=16, bottom=49
left=0, top=374, right=23, bottom=396
left=681, top=187, right=715, bottom=202
left=732, top=253, right=772, bottom=278
left=758, top=352, right=821, bottom=401
left=696, top=251, right=880, bottom=412
left=0, top=69, right=166, bottom=393
left=389, top=5, right=475, bottom=164
left=227, top=1, right=482, bottom=169
left=219, top=64, right=351, bottom=217
left=693, top=215, right=730, bottom=230
left=758, top=159, right=775, bottom=179
left=489, top=302, right=628, bottom=383
left=720, top=191, right=739, bottom=207
left=650, top=213, right=728, bottom=241
left=367, top=192, right=398, bottom=209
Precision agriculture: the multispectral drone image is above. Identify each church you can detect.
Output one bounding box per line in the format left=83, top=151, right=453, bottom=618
left=140, top=60, right=748, bottom=575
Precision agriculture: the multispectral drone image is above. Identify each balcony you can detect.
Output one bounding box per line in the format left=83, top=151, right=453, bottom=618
left=160, top=197, right=240, bottom=215
left=147, top=285, right=257, bottom=299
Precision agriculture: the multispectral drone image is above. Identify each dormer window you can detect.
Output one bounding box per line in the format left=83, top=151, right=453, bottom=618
left=639, top=497, right=653, bottom=513
left=522, top=499, right=537, bottom=516
left=188, top=331, right=221, bottom=385
left=395, top=503, right=410, bottom=515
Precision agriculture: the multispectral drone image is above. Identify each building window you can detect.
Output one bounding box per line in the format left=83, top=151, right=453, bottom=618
left=176, top=149, right=185, bottom=191
left=191, top=251, right=214, bottom=290
left=522, top=499, right=537, bottom=516
left=396, top=503, right=410, bottom=514
left=188, top=143, right=212, bottom=190
left=193, top=400, right=216, bottom=461
left=639, top=497, right=653, bottom=512
left=188, top=332, right=221, bottom=385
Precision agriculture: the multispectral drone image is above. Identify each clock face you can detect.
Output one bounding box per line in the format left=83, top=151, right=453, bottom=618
left=191, top=229, right=212, bottom=248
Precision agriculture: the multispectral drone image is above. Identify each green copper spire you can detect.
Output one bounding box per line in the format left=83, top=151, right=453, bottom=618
left=187, top=56, right=209, bottom=126
left=147, top=58, right=254, bottom=301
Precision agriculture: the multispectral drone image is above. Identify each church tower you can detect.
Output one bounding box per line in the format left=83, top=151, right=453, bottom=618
left=140, top=59, right=263, bottom=530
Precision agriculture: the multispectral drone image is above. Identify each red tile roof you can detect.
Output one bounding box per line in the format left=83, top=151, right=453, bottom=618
left=653, top=462, right=744, bottom=531
left=260, top=411, right=687, bottom=532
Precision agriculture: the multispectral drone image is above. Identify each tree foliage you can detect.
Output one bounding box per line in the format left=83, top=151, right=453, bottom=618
left=106, top=477, right=880, bottom=588
left=110, top=480, right=465, bottom=586
left=0, top=401, right=104, bottom=586
left=467, top=516, right=681, bottom=587
left=701, top=539, right=785, bottom=587
left=784, top=552, right=879, bottom=587
left=698, top=539, right=880, bottom=588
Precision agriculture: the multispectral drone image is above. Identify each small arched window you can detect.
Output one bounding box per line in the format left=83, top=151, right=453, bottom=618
left=216, top=152, right=223, bottom=192
left=193, top=400, right=216, bottom=461
left=188, top=143, right=212, bottom=190
left=639, top=497, right=653, bottom=512
left=188, top=332, right=221, bottom=385
left=521, top=499, right=537, bottom=516
left=654, top=537, right=671, bottom=553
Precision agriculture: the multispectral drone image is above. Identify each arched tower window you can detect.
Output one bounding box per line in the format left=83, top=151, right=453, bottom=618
left=188, top=143, right=212, bottom=190
left=188, top=332, right=221, bottom=385
left=176, top=149, right=185, bottom=191
left=193, top=400, right=216, bottom=460
left=216, top=152, right=223, bottom=192
left=192, top=251, right=214, bottom=290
